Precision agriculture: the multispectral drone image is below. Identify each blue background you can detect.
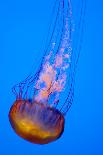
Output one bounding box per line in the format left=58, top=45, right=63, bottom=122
left=0, top=0, right=103, bottom=154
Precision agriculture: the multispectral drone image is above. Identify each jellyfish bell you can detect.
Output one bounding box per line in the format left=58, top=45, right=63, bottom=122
left=9, top=99, right=65, bottom=144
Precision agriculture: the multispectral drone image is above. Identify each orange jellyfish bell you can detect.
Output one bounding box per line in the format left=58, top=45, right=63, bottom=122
left=9, top=99, right=64, bottom=144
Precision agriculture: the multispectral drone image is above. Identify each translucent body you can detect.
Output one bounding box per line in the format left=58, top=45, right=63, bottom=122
left=9, top=100, right=64, bottom=144
left=9, top=0, right=86, bottom=144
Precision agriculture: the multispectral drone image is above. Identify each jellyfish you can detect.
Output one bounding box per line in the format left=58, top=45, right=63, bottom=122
left=9, top=0, right=86, bottom=144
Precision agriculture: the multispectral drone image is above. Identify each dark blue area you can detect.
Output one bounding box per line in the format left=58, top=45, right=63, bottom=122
left=0, top=0, right=103, bottom=155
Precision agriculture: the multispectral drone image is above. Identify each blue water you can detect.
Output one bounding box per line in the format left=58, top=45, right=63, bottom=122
left=0, top=0, right=103, bottom=154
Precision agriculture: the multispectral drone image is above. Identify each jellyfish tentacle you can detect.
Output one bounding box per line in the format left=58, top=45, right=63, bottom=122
left=59, top=0, right=87, bottom=115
